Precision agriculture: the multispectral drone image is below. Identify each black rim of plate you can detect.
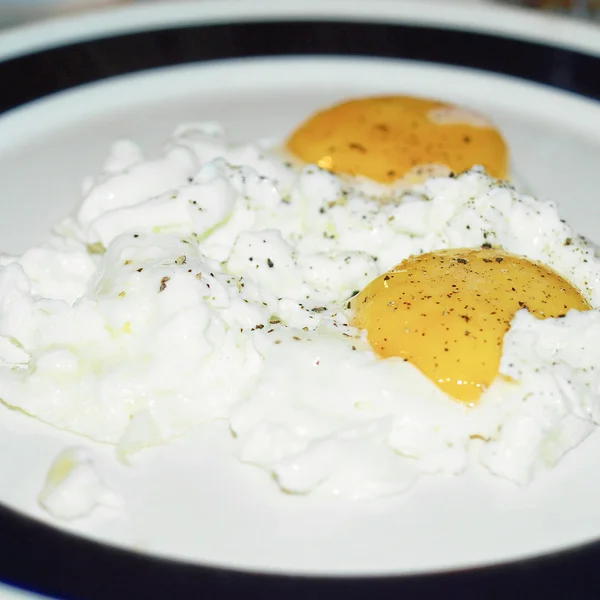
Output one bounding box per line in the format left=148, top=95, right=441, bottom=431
left=2, top=18, right=600, bottom=600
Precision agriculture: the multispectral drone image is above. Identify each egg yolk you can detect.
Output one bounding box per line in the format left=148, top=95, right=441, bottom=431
left=286, top=96, right=509, bottom=183
left=352, top=248, right=591, bottom=404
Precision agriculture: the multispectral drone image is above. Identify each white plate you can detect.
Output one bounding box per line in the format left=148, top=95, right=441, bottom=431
left=1, top=1, right=600, bottom=598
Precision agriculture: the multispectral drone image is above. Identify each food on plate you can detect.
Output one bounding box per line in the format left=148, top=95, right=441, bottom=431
left=38, top=447, right=119, bottom=520
left=286, top=95, right=509, bottom=184
left=352, top=247, right=591, bottom=403
left=0, top=102, right=599, bottom=501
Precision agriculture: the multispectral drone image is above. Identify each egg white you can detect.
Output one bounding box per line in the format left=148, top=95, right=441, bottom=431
left=0, top=122, right=599, bottom=499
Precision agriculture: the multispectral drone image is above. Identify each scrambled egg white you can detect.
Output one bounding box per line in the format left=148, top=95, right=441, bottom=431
left=39, top=447, right=119, bottom=520
left=1, top=122, right=599, bottom=500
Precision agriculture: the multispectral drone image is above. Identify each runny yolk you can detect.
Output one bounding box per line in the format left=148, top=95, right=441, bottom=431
left=286, top=96, right=509, bottom=183
left=352, top=248, right=591, bottom=404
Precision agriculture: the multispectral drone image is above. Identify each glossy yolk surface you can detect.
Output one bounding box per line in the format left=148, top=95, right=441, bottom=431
left=286, top=96, right=509, bottom=183
left=352, top=248, right=591, bottom=404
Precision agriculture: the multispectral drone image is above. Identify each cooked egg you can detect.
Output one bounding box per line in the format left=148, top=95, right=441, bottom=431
left=38, top=447, right=119, bottom=520
left=1, top=121, right=599, bottom=502
left=286, top=96, right=509, bottom=183
left=352, top=247, right=591, bottom=404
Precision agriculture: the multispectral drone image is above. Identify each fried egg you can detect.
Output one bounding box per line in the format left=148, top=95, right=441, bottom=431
left=352, top=247, right=591, bottom=403
left=286, top=95, right=509, bottom=184
left=1, top=117, right=599, bottom=502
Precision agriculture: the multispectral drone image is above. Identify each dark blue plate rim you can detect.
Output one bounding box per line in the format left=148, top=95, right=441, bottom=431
left=1, top=17, right=600, bottom=600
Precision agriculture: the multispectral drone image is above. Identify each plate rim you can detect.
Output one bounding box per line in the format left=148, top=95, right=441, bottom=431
left=1, top=0, right=600, bottom=61
left=2, top=497, right=600, bottom=599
